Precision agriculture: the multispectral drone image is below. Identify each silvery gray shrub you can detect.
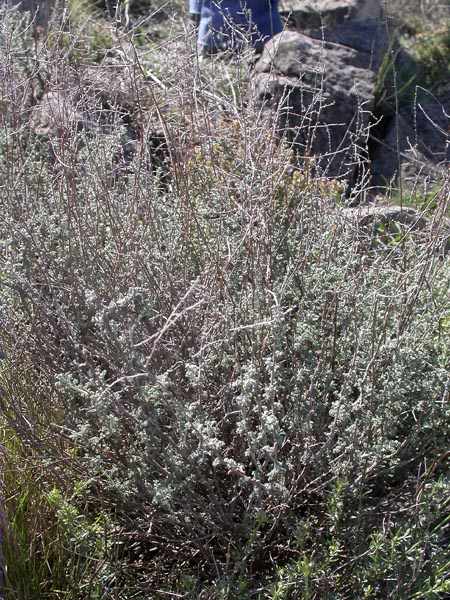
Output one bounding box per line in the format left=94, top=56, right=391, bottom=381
left=0, top=6, right=448, bottom=591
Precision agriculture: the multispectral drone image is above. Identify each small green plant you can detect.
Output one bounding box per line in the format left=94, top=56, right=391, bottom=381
left=0, top=356, right=115, bottom=599
left=267, top=475, right=450, bottom=599
left=1, top=428, right=69, bottom=598
left=412, top=25, right=450, bottom=93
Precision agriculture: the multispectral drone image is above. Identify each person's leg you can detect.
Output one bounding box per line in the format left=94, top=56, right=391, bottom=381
left=189, top=0, right=202, bottom=29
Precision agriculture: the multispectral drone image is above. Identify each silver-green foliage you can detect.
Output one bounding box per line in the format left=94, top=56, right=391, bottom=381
left=0, top=8, right=449, bottom=596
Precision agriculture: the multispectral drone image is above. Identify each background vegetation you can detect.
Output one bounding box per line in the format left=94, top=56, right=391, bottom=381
left=0, top=0, right=449, bottom=598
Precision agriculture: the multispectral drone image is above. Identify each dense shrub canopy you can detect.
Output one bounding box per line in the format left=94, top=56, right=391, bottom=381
left=0, top=3, right=449, bottom=598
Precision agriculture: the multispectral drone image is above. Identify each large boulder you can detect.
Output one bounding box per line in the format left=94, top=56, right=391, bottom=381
left=305, top=18, right=388, bottom=71
left=280, top=0, right=383, bottom=29
left=280, top=0, right=388, bottom=71
left=251, top=31, right=375, bottom=187
left=371, top=94, right=450, bottom=193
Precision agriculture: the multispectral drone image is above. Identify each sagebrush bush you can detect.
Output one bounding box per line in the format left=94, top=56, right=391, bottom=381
left=0, top=4, right=449, bottom=598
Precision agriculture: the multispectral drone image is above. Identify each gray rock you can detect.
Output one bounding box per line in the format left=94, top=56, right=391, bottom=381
left=255, top=29, right=378, bottom=74
left=280, top=0, right=388, bottom=72
left=342, top=204, right=429, bottom=230
left=252, top=31, right=375, bottom=183
left=371, top=94, right=449, bottom=192
left=279, top=2, right=389, bottom=83
left=31, top=91, right=87, bottom=135
left=280, top=0, right=383, bottom=29
left=408, top=94, right=449, bottom=163
left=305, top=19, right=389, bottom=71
left=399, top=149, right=447, bottom=196
left=340, top=203, right=450, bottom=253
left=78, top=64, right=151, bottom=115
left=30, top=81, right=169, bottom=182
left=31, top=62, right=157, bottom=136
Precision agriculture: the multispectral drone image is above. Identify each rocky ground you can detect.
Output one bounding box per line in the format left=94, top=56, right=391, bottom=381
left=27, top=0, right=449, bottom=226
